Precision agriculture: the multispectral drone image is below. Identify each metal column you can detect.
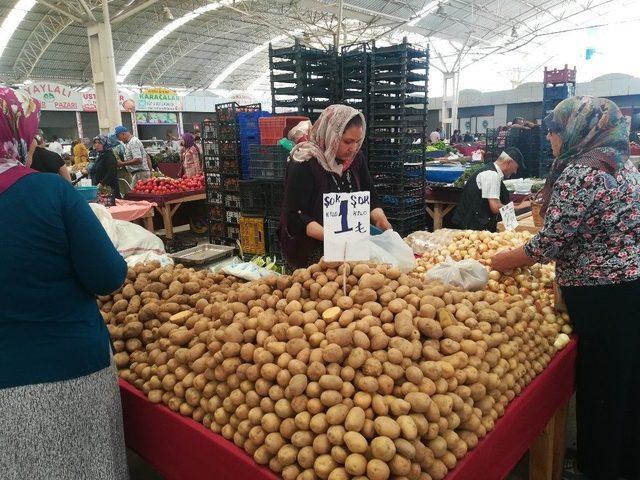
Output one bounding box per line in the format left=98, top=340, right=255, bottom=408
left=441, top=70, right=460, bottom=137
left=87, top=1, right=121, bottom=134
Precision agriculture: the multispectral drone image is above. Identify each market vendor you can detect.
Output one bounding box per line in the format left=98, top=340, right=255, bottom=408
left=114, top=125, right=151, bottom=185
left=451, top=147, right=527, bottom=232
left=278, top=104, right=392, bottom=270
left=92, top=135, right=121, bottom=198
left=29, top=133, right=72, bottom=182
left=180, top=133, right=203, bottom=177
left=491, top=96, right=640, bottom=480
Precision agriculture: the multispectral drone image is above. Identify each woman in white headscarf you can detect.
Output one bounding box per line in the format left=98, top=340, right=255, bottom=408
left=278, top=104, right=392, bottom=270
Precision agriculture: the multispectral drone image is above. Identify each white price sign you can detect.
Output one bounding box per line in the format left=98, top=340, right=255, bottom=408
left=323, top=191, right=371, bottom=262
left=499, top=202, right=519, bottom=231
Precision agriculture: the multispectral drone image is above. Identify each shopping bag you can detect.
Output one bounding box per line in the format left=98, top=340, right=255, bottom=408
left=425, top=257, right=489, bottom=291
left=369, top=230, right=417, bottom=273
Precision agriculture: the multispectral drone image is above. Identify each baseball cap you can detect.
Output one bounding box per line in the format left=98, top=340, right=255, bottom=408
left=114, top=125, right=129, bottom=136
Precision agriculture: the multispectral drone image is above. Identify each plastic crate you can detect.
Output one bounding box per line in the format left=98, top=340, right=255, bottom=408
left=239, top=216, right=266, bottom=255
left=238, top=111, right=271, bottom=132
left=207, top=190, right=223, bottom=205
left=223, top=176, right=240, bottom=192
left=222, top=159, right=241, bottom=175
left=203, top=142, right=219, bottom=156
left=226, top=209, right=241, bottom=224
left=204, top=156, right=220, bottom=172
left=265, top=217, right=282, bottom=258
left=217, top=122, right=238, bottom=140
left=209, top=204, right=225, bottom=221
left=76, top=186, right=97, bottom=201
left=206, top=172, right=222, bottom=188
left=219, top=141, right=240, bottom=157
left=259, top=116, right=309, bottom=145
left=226, top=225, right=241, bottom=241
left=266, top=182, right=284, bottom=217
left=544, top=66, right=576, bottom=85
left=224, top=193, right=241, bottom=209
left=239, top=180, right=268, bottom=215
left=544, top=84, right=574, bottom=101
left=215, top=102, right=240, bottom=122
left=249, top=144, right=289, bottom=180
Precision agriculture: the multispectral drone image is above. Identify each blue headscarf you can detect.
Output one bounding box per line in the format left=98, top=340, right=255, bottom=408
left=93, top=134, right=113, bottom=151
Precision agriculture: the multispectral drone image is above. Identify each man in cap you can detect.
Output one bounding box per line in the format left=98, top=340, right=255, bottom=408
left=114, top=125, right=150, bottom=185
left=452, top=147, right=528, bottom=232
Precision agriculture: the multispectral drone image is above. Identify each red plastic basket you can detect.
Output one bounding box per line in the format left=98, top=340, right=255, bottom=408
left=259, top=116, right=309, bottom=145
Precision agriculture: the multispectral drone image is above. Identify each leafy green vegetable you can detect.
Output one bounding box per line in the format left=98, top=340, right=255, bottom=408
left=453, top=163, right=485, bottom=188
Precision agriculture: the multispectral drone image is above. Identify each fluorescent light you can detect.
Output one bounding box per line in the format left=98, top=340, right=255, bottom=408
left=0, top=0, right=36, bottom=58
left=209, top=32, right=298, bottom=90
left=117, top=0, right=232, bottom=82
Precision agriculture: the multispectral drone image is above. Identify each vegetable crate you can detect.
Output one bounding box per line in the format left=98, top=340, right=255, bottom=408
left=215, top=102, right=261, bottom=122
left=258, top=116, right=309, bottom=146
left=238, top=110, right=271, bottom=133
left=543, top=65, right=576, bottom=85
left=239, top=216, right=266, bottom=255
left=249, top=144, right=289, bottom=180
left=224, top=193, right=241, bottom=210
left=387, top=211, right=427, bottom=237
left=239, top=180, right=268, bottom=216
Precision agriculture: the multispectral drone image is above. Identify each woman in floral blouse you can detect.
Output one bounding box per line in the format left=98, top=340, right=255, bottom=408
left=492, top=96, right=640, bottom=480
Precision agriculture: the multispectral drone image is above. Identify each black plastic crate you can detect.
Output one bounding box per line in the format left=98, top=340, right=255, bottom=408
left=207, top=189, right=223, bottom=205
left=203, top=142, right=220, bottom=157
left=223, top=175, right=240, bottom=193
left=249, top=144, right=289, bottom=180
left=205, top=172, right=222, bottom=188
left=221, top=158, right=241, bottom=175
left=266, top=182, right=284, bottom=217
left=209, top=221, right=225, bottom=242
left=387, top=212, right=427, bottom=236
left=204, top=156, right=221, bottom=172
left=224, top=193, right=241, bottom=209
left=209, top=204, right=225, bottom=222
left=217, top=122, right=238, bottom=140
left=226, top=209, right=241, bottom=224
left=239, top=180, right=268, bottom=215
left=215, top=102, right=240, bottom=122
left=226, top=224, right=241, bottom=241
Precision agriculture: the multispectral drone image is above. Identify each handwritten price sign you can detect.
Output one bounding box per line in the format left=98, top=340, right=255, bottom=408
left=323, top=191, right=370, bottom=262
left=499, top=202, right=519, bottom=231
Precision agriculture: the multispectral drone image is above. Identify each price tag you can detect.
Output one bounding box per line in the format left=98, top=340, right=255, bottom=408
left=323, top=191, right=370, bottom=262
left=499, top=202, right=519, bottom=231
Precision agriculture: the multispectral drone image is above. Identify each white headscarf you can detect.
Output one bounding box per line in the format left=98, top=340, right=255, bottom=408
left=289, top=104, right=366, bottom=176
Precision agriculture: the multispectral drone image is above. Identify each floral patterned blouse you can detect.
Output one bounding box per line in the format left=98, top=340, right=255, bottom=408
left=524, top=160, right=640, bottom=286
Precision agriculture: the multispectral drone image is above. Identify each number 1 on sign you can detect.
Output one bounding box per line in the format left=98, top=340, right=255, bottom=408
left=335, top=200, right=353, bottom=234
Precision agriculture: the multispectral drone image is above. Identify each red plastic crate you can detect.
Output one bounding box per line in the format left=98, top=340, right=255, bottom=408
left=544, top=66, right=576, bottom=85
left=259, top=116, right=309, bottom=145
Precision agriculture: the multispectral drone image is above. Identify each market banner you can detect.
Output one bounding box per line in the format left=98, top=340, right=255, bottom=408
left=136, top=87, right=183, bottom=112
left=135, top=112, right=178, bottom=124
left=21, top=82, right=82, bottom=111
left=82, top=89, right=131, bottom=112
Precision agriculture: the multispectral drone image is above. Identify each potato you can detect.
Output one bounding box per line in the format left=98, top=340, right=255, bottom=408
left=367, top=458, right=391, bottom=480
left=314, top=454, right=337, bottom=479
left=370, top=435, right=396, bottom=461
left=344, top=406, right=366, bottom=432
left=345, top=453, right=367, bottom=476
left=343, top=431, right=367, bottom=453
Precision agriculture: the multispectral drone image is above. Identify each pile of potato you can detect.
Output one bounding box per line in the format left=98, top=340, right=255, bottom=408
left=413, top=230, right=571, bottom=335
left=100, top=258, right=570, bottom=480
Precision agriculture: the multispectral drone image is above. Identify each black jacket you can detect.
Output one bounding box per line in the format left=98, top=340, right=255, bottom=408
left=92, top=150, right=121, bottom=198
left=452, top=163, right=510, bottom=232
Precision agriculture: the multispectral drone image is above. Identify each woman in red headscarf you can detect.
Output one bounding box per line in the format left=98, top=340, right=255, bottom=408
left=180, top=132, right=202, bottom=177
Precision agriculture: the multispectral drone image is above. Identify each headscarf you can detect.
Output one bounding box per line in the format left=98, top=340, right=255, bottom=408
left=290, top=104, right=366, bottom=176
left=541, top=96, right=629, bottom=214
left=181, top=133, right=196, bottom=149
left=0, top=87, right=41, bottom=174
left=93, top=134, right=113, bottom=151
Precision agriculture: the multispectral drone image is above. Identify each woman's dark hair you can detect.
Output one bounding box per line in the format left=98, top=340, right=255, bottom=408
left=344, top=114, right=364, bottom=131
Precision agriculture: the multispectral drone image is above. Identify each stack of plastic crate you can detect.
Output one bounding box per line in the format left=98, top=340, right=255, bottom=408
left=540, top=65, right=576, bottom=176
left=269, top=39, right=339, bottom=122
left=506, top=126, right=541, bottom=178
left=237, top=109, right=270, bottom=178
left=368, top=38, right=429, bottom=237
left=341, top=42, right=371, bottom=157
left=201, top=117, right=226, bottom=243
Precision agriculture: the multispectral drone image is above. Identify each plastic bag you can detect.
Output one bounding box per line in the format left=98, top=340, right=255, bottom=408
left=223, top=262, right=281, bottom=282
left=405, top=229, right=458, bottom=255
left=425, top=258, right=489, bottom=291
left=369, top=230, right=417, bottom=273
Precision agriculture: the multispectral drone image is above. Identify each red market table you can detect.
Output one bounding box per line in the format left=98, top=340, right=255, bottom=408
left=119, top=339, right=576, bottom=480
left=125, top=190, right=205, bottom=239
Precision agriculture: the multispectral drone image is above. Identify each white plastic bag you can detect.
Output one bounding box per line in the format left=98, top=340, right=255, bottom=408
left=223, top=262, right=280, bottom=281
left=369, top=230, right=416, bottom=273
left=425, top=258, right=489, bottom=291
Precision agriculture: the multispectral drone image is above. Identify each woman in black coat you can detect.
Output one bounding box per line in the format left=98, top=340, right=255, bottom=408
left=92, top=135, right=121, bottom=198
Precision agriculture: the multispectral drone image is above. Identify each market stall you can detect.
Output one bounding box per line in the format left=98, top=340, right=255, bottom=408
left=119, top=339, right=575, bottom=480
left=124, top=190, right=205, bottom=239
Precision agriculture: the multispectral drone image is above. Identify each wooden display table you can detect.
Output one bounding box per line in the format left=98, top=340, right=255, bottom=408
left=498, top=212, right=541, bottom=234
left=108, top=199, right=156, bottom=232
left=119, top=340, right=576, bottom=480
left=124, top=190, right=205, bottom=239
left=425, top=186, right=462, bottom=230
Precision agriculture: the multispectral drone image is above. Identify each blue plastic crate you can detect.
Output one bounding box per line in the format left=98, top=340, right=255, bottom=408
left=544, top=84, right=574, bottom=101
left=76, top=185, right=98, bottom=201
left=425, top=164, right=465, bottom=183
left=238, top=111, right=271, bottom=132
